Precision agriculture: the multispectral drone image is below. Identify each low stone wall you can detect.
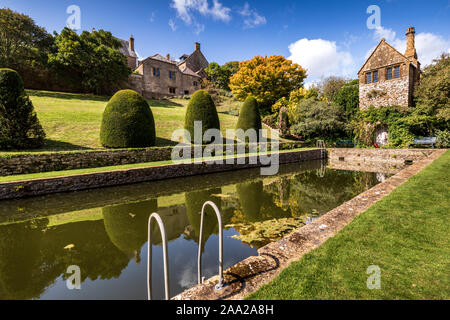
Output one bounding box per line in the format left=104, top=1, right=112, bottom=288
left=0, top=149, right=322, bottom=200
left=328, top=148, right=434, bottom=163
left=0, top=142, right=303, bottom=176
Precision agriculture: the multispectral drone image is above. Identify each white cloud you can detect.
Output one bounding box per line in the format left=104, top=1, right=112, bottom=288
left=288, top=38, right=356, bottom=82
left=170, top=0, right=231, bottom=24
left=149, top=12, right=156, bottom=23
left=169, top=19, right=177, bottom=32
left=369, top=26, right=450, bottom=66
left=238, top=2, right=266, bottom=29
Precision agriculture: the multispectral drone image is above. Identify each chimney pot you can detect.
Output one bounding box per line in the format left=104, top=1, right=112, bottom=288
left=405, top=27, right=417, bottom=62
left=129, top=35, right=135, bottom=52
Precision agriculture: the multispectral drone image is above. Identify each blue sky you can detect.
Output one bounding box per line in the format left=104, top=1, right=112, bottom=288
left=1, top=0, right=449, bottom=83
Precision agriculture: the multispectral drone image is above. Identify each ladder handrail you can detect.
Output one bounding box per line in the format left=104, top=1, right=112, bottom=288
left=147, top=212, right=170, bottom=300
left=197, top=201, right=225, bottom=290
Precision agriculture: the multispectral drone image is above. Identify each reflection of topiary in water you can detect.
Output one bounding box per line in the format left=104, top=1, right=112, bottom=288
left=184, top=90, right=220, bottom=144
left=185, top=188, right=221, bottom=251
left=0, top=68, right=45, bottom=149
left=103, top=199, right=157, bottom=262
left=236, top=181, right=263, bottom=222
left=100, top=90, right=156, bottom=148
left=0, top=219, right=48, bottom=299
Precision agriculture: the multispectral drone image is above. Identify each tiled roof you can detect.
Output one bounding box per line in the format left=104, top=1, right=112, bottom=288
left=180, top=66, right=201, bottom=77
left=149, top=54, right=177, bottom=65
left=118, top=39, right=137, bottom=58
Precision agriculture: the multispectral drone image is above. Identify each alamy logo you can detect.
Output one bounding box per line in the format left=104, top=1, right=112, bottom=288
left=66, top=265, right=81, bottom=290
left=66, top=5, right=81, bottom=31
left=366, top=265, right=381, bottom=290
left=366, top=5, right=381, bottom=30
left=171, top=122, right=280, bottom=176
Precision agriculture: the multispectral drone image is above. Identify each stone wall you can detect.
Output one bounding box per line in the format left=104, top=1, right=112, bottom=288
left=359, top=77, right=410, bottom=109
left=328, top=148, right=434, bottom=163
left=0, top=149, right=322, bottom=200
left=0, top=143, right=304, bottom=176
left=128, top=74, right=144, bottom=95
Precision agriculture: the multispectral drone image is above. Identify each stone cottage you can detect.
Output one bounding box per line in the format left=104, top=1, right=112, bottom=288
left=358, top=27, right=421, bottom=146
left=119, top=36, right=208, bottom=99
left=358, top=27, right=421, bottom=109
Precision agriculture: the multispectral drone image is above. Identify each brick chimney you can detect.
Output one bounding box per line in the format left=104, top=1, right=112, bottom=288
left=129, top=35, right=135, bottom=52
left=195, top=42, right=201, bottom=51
left=405, top=27, right=418, bottom=64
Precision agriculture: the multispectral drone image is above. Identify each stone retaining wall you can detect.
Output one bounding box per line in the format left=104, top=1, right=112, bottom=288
left=328, top=148, right=434, bottom=163
left=0, top=142, right=303, bottom=176
left=0, top=149, right=322, bottom=200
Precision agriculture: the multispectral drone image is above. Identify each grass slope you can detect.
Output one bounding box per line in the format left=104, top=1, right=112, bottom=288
left=247, top=151, right=450, bottom=300
left=0, top=90, right=240, bottom=156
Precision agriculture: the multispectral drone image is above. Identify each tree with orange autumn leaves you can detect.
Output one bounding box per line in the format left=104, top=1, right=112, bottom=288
left=230, top=55, right=307, bottom=113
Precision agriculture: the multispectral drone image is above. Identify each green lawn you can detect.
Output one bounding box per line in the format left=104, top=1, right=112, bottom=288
left=0, top=90, right=242, bottom=156
left=247, top=150, right=450, bottom=300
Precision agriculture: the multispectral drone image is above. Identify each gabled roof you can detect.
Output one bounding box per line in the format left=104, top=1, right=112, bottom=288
left=180, top=66, right=201, bottom=78
left=140, top=54, right=177, bottom=66
left=118, top=38, right=137, bottom=58
left=358, top=39, right=417, bottom=75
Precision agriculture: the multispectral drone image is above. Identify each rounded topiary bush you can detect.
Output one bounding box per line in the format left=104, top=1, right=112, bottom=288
left=0, top=68, right=45, bottom=149
left=236, top=96, right=262, bottom=141
left=184, top=90, right=220, bottom=144
left=100, top=90, right=156, bottom=148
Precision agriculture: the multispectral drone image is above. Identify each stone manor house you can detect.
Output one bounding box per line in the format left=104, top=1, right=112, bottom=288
left=119, top=35, right=208, bottom=99
left=358, top=27, right=421, bottom=146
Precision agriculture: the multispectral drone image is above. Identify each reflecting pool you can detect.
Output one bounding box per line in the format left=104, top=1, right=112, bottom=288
left=0, top=160, right=393, bottom=300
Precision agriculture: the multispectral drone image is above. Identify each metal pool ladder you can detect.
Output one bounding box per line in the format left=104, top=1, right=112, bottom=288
left=147, top=213, right=170, bottom=300
left=316, top=140, right=327, bottom=159
left=197, top=201, right=225, bottom=291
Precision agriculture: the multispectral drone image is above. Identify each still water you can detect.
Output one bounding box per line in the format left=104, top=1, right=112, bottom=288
left=0, top=160, right=391, bottom=300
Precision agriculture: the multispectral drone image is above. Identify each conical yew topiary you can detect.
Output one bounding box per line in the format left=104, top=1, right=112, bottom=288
left=184, top=90, right=220, bottom=144
left=100, top=90, right=156, bottom=148
left=236, top=96, right=262, bottom=141
left=0, top=68, right=45, bottom=149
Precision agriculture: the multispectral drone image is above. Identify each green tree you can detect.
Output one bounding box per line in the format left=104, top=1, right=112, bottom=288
left=0, top=68, right=45, bottom=149
left=100, top=90, right=156, bottom=148
left=49, top=28, right=130, bottom=94
left=319, top=76, right=347, bottom=102
left=230, top=55, right=307, bottom=113
left=205, top=61, right=240, bottom=91
left=236, top=96, right=262, bottom=141
left=415, top=53, right=450, bottom=121
left=184, top=90, right=220, bottom=144
left=0, top=9, right=53, bottom=70
left=334, top=79, right=359, bottom=120
left=290, top=98, right=347, bottom=141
